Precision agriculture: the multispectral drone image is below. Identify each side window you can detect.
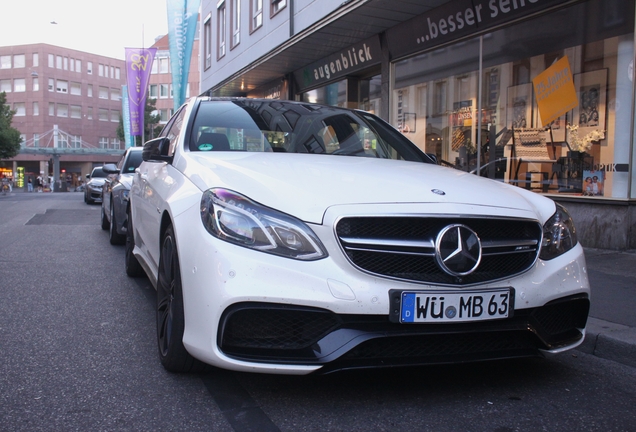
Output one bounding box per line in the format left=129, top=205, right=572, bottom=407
left=164, top=107, right=187, bottom=156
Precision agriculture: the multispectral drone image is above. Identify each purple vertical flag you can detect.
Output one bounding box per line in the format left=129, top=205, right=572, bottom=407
left=125, top=48, right=157, bottom=136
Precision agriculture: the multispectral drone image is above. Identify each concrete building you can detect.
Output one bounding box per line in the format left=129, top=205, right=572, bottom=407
left=199, top=0, right=636, bottom=250
left=0, top=43, right=127, bottom=190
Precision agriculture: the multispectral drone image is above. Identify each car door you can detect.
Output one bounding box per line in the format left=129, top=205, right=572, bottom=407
left=134, top=106, right=187, bottom=273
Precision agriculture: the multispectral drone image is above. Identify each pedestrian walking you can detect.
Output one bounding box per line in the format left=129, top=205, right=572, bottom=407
left=27, top=177, right=33, bottom=192
left=36, top=175, right=43, bottom=192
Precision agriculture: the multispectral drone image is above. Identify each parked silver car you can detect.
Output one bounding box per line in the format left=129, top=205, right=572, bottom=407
left=84, top=166, right=108, bottom=204
left=101, top=147, right=144, bottom=245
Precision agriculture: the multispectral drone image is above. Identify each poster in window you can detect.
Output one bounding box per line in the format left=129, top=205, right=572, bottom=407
left=507, top=84, right=533, bottom=130
left=582, top=170, right=604, bottom=196
left=573, top=69, right=607, bottom=134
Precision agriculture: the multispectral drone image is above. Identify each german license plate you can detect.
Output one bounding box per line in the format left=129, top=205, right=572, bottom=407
left=400, top=289, right=512, bottom=323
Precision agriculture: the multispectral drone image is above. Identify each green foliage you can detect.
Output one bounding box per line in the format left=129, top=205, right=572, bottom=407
left=0, top=92, right=22, bottom=159
left=117, top=97, right=162, bottom=146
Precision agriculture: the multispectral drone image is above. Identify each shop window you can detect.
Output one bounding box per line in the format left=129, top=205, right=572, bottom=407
left=391, top=0, right=634, bottom=199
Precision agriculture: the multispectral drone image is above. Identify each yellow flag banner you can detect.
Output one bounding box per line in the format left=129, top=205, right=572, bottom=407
left=533, top=56, right=578, bottom=126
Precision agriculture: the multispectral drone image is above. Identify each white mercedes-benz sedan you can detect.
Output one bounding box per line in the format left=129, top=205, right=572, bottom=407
left=127, top=97, right=590, bottom=374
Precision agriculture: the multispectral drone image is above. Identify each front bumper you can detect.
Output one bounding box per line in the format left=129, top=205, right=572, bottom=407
left=173, top=202, right=590, bottom=375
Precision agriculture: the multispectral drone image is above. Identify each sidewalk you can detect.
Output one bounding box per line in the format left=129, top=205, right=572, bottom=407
left=579, top=248, right=636, bottom=368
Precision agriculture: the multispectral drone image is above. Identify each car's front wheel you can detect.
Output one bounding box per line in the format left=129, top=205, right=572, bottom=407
left=100, top=204, right=109, bottom=230
left=109, top=201, right=126, bottom=245
left=156, top=226, right=207, bottom=373
left=125, top=208, right=145, bottom=278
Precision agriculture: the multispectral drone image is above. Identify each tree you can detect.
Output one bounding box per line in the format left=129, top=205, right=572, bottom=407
left=0, top=92, right=22, bottom=159
left=117, top=97, right=162, bottom=146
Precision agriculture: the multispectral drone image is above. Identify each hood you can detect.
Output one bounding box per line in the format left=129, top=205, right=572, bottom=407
left=182, top=153, right=555, bottom=224
left=88, top=177, right=107, bottom=186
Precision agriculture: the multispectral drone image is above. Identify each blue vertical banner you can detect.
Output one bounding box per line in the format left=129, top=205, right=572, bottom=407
left=121, top=85, right=134, bottom=148
left=167, top=0, right=200, bottom=110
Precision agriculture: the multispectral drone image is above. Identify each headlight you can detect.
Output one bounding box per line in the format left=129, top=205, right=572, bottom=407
left=539, top=203, right=578, bottom=260
left=200, top=188, right=328, bottom=261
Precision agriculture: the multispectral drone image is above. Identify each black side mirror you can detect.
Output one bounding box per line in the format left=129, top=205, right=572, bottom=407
left=102, top=163, right=120, bottom=174
left=143, top=137, right=173, bottom=163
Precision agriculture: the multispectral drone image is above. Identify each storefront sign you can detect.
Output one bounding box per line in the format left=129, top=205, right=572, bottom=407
left=387, top=0, right=570, bottom=59
left=532, top=56, right=578, bottom=125
left=294, top=36, right=381, bottom=92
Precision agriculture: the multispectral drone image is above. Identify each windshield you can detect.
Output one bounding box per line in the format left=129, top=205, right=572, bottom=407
left=189, top=100, right=434, bottom=164
left=90, top=167, right=107, bottom=178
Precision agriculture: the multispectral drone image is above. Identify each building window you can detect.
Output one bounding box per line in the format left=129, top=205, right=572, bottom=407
left=71, top=136, right=81, bottom=148
left=70, top=82, right=81, bottom=95
left=160, top=109, right=170, bottom=122
left=98, top=108, right=109, bottom=121
left=98, top=63, right=104, bottom=76
left=48, top=78, right=54, bottom=92
left=204, top=15, right=212, bottom=70
left=115, top=67, right=120, bottom=79
left=14, top=79, right=26, bottom=92
left=76, top=59, right=81, bottom=73
left=0, top=55, right=11, bottom=69
left=160, top=84, right=169, bottom=98
left=98, top=86, right=108, bottom=99
left=110, top=88, right=120, bottom=101
left=110, top=66, right=114, bottom=79
left=13, top=54, right=25, bottom=68
left=87, top=107, right=93, bottom=120
left=63, top=57, right=68, bottom=70
left=0, top=80, right=11, bottom=93
left=70, top=105, right=81, bottom=118
left=57, top=104, right=68, bottom=117
left=87, top=62, right=93, bottom=74
left=48, top=54, right=54, bottom=68
left=32, top=77, right=39, bottom=91
left=112, top=138, right=121, bottom=149
left=34, top=134, right=39, bottom=147
left=14, top=103, right=26, bottom=116
left=56, top=80, right=68, bottom=93
left=111, top=110, right=119, bottom=122
left=271, top=0, right=286, bottom=17
left=56, top=55, right=62, bottom=69
left=149, top=84, right=158, bottom=98
left=231, top=0, right=240, bottom=48
left=33, top=102, right=39, bottom=116
left=217, top=1, right=226, bottom=59
left=158, top=57, right=169, bottom=74
left=251, top=0, right=263, bottom=33
left=48, top=102, right=55, bottom=116
left=87, top=84, right=93, bottom=97
left=99, top=137, right=109, bottom=149
left=33, top=53, right=39, bottom=67
left=58, top=134, right=68, bottom=148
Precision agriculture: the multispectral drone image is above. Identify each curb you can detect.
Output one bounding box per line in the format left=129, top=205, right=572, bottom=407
left=578, top=317, right=636, bottom=368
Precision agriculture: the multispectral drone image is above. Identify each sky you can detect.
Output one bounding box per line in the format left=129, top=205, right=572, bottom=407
left=1, top=0, right=169, bottom=60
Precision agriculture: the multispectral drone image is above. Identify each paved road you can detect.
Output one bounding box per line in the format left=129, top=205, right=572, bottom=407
left=1, top=193, right=635, bottom=431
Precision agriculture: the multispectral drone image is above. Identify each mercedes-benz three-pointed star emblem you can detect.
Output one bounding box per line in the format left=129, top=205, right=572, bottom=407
left=435, top=224, right=482, bottom=276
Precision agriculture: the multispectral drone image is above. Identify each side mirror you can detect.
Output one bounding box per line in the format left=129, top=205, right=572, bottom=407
left=143, top=137, right=173, bottom=163
left=102, top=163, right=120, bottom=174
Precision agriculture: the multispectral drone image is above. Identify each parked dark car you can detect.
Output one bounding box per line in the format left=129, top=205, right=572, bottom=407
left=84, top=166, right=107, bottom=204
left=101, top=147, right=144, bottom=245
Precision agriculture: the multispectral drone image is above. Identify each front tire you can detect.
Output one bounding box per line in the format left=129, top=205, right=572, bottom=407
left=109, top=202, right=126, bottom=245
left=125, top=207, right=145, bottom=277
left=156, top=226, right=206, bottom=373
left=101, top=204, right=109, bottom=230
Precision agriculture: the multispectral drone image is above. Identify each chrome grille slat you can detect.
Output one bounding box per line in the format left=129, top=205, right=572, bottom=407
left=336, top=216, right=542, bottom=286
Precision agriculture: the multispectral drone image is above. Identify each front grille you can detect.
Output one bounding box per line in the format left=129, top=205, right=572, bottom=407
left=218, top=296, right=589, bottom=372
left=336, top=216, right=542, bottom=285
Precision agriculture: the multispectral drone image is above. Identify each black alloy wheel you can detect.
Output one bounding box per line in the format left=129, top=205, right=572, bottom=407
left=109, top=201, right=126, bottom=245
left=100, top=204, right=109, bottom=230
left=124, top=207, right=145, bottom=278
left=156, top=226, right=206, bottom=373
